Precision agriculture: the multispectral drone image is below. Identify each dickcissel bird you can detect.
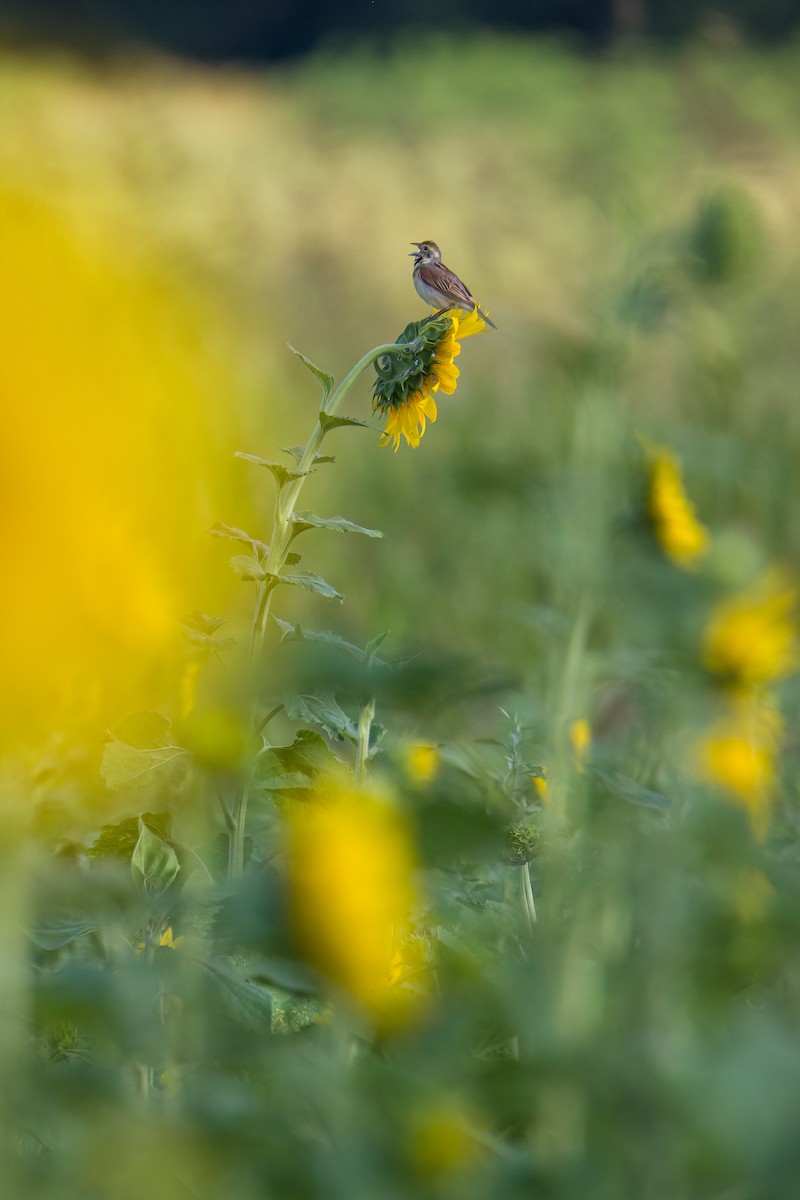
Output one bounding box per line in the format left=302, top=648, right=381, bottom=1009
left=409, top=241, right=496, bottom=329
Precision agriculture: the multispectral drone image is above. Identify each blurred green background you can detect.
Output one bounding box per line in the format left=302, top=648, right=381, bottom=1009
left=5, top=16, right=800, bottom=1200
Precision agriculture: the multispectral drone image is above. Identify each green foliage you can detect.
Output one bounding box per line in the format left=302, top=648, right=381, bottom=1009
left=11, top=36, right=800, bottom=1200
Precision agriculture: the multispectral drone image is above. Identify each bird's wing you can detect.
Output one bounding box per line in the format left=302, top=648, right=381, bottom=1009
left=419, top=261, right=475, bottom=307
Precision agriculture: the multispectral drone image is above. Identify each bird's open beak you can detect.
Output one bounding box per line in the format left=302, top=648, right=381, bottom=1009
left=408, top=243, right=422, bottom=255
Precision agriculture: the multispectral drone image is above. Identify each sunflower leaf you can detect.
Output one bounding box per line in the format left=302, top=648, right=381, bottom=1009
left=272, top=572, right=343, bottom=602
left=230, top=554, right=268, bottom=582
left=235, top=452, right=310, bottom=487
left=290, top=511, right=383, bottom=538
left=285, top=694, right=358, bottom=742
left=287, top=345, right=334, bottom=400
left=208, top=521, right=269, bottom=555
left=281, top=445, right=336, bottom=466
left=318, top=414, right=371, bottom=433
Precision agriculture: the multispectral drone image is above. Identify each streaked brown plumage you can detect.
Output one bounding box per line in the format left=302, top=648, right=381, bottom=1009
left=409, top=240, right=496, bottom=329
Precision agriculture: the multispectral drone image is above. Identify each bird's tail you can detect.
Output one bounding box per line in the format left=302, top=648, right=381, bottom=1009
left=476, top=305, right=497, bottom=330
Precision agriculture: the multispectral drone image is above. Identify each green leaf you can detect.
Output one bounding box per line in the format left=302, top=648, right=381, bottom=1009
left=180, top=611, right=236, bottom=653
left=258, top=730, right=343, bottom=795
left=318, top=414, right=370, bottom=433
left=365, top=631, right=391, bottom=664
left=276, top=572, right=343, bottom=602
left=287, top=344, right=334, bottom=400
left=235, top=452, right=309, bottom=487
left=285, top=694, right=358, bottom=742
left=247, top=957, right=320, bottom=996
left=595, top=770, right=670, bottom=811
left=281, top=445, right=335, bottom=466
left=230, top=554, right=267, bottom=582
left=131, top=816, right=180, bottom=896
left=291, top=510, right=383, bottom=539
left=88, top=811, right=173, bottom=861
left=200, top=957, right=273, bottom=1030
left=27, top=913, right=97, bottom=951
left=207, top=522, right=269, bottom=556
left=181, top=610, right=226, bottom=637
left=101, top=741, right=190, bottom=792
left=113, top=711, right=173, bottom=750
left=273, top=618, right=389, bottom=665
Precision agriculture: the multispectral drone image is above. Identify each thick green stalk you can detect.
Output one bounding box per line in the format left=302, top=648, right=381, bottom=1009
left=253, top=341, right=415, bottom=657
left=226, top=339, right=418, bottom=876
left=355, top=698, right=376, bottom=783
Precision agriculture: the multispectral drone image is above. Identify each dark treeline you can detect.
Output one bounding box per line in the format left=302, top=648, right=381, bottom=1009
left=3, top=0, right=800, bottom=60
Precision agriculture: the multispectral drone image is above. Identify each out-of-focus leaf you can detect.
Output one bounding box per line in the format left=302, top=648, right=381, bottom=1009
left=88, top=811, right=173, bottom=861
left=27, top=912, right=97, bottom=951
left=207, top=521, right=269, bottom=556
left=258, top=729, right=341, bottom=785
left=285, top=694, right=357, bottom=742
left=273, top=618, right=389, bottom=666
left=595, top=770, right=670, bottom=810
left=200, top=956, right=273, bottom=1030
left=246, top=957, right=320, bottom=996
left=113, top=710, right=172, bottom=750
left=131, top=816, right=180, bottom=896
left=230, top=554, right=268, bottom=582
left=101, top=741, right=190, bottom=792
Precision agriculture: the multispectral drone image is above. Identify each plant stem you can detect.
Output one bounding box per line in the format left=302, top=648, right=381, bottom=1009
left=355, top=698, right=375, bottom=783
left=252, top=341, right=413, bottom=659
left=225, top=339, right=415, bottom=877
left=520, top=863, right=537, bottom=932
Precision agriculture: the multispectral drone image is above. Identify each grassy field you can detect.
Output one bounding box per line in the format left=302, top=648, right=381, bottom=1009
left=4, top=35, right=800, bottom=1199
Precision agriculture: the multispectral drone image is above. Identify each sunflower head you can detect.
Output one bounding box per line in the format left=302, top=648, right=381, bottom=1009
left=373, top=309, right=488, bottom=451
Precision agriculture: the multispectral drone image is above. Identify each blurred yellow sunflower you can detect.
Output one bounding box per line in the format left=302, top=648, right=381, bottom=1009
left=645, top=443, right=710, bottom=569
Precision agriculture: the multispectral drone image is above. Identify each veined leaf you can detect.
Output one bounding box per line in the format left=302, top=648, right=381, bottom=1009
left=113, top=710, right=173, bottom=750
left=131, top=816, right=180, bottom=896
left=285, top=694, right=358, bottom=742
left=102, top=741, right=190, bottom=792
left=88, top=811, right=173, bottom=861
left=287, top=344, right=334, bottom=400
left=273, top=618, right=389, bottom=666
left=318, top=413, right=370, bottom=433
left=27, top=913, right=97, bottom=951
left=275, top=572, right=343, bottom=602
left=181, top=610, right=227, bottom=637
left=291, top=510, right=383, bottom=538
left=230, top=554, right=267, bottom=582
left=235, top=452, right=309, bottom=487
left=200, top=957, right=273, bottom=1030
left=208, top=522, right=269, bottom=556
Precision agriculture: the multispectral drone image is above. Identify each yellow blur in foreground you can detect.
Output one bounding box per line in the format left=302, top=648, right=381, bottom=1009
left=287, top=778, right=426, bottom=1030
left=0, top=193, right=240, bottom=742
left=695, top=699, right=781, bottom=841
left=646, top=444, right=710, bottom=570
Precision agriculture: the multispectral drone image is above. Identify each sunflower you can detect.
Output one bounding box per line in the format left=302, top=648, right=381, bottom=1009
left=373, top=308, right=489, bottom=451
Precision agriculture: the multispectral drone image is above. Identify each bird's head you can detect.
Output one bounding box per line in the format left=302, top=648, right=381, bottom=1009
left=409, top=240, right=441, bottom=266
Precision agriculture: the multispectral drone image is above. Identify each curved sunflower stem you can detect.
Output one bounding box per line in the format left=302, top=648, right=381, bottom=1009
left=224, top=341, right=418, bottom=878
left=251, top=341, right=418, bottom=661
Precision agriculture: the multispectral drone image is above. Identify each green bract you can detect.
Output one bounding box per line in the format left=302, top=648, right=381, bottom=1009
left=372, top=315, right=452, bottom=411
